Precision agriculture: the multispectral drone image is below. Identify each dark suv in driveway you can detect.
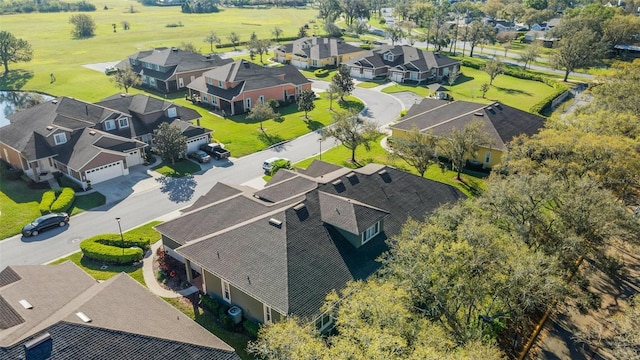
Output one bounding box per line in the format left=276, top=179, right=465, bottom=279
left=22, top=213, right=69, bottom=237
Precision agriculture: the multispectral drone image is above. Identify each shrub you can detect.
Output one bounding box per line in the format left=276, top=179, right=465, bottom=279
left=218, top=304, right=230, bottom=319
left=0, top=160, right=23, bottom=180
left=314, top=69, right=329, bottom=78
left=80, top=233, right=150, bottom=264
left=50, top=187, right=75, bottom=213
left=39, top=190, right=57, bottom=215
left=200, top=293, right=221, bottom=313
left=400, top=110, right=407, bottom=117
left=379, top=18, right=386, bottom=24
left=529, top=87, right=568, bottom=115
left=243, top=319, right=260, bottom=338
left=220, top=313, right=235, bottom=330
left=54, top=173, right=84, bottom=192
left=359, top=44, right=372, bottom=50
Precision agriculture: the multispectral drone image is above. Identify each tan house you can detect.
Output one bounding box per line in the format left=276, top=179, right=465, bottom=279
left=0, top=262, right=240, bottom=359
left=274, top=37, right=368, bottom=69
left=390, top=99, right=546, bottom=169
left=155, top=161, right=465, bottom=330
left=187, top=60, right=312, bottom=115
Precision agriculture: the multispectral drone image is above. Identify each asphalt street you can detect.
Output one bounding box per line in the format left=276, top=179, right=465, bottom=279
left=0, top=82, right=403, bottom=269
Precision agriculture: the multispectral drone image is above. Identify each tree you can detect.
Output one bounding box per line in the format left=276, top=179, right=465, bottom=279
left=449, top=1, right=479, bottom=55
left=519, top=41, right=541, bottom=70
left=465, top=21, right=496, bottom=57
left=110, top=64, right=141, bottom=93
left=437, top=120, right=494, bottom=180
left=322, top=110, right=381, bottom=163
left=247, top=317, right=327, bottom=360
left=483, top=59, right=503, bottom=85
left=0, top=31, right=33, bottom=76
left=297, top=89, right=315, bottom=119
left=327, top=83, right=340, bottom=111
left=247, top=102, right=279, bottom=132
left=524, top=0, right=548, bottom=10
left=69, top=14, right=96, bottom=38
left=297, top=26, right=308, bottom=38
left=341, top=0, right=370, bottom=28
left=480, top=82, right=490, bottom=98
left=203, top=31, right=220, bottom=52
left=180, top=42, right=198, bottom=53
left=551, top=25, right=606, bottom=82
left=272, top=27, right=283, bottom=43
left=227, top=32, right=240, bottom=50
left=602, top=15, right=640, bottom=50
left=589, top=59, right=640, bottom=117
left=388, top=27, right=404, bottom=45
left=331, top=65, right=354, bottom=102
left=153, top=123, right=187, bottom=166
left=447, top=66, right=461, bottom=86
left=605, top=296, right=640, bottom=359
left=317, top=0, right=341, bottom=22
left=391, top=128, right=438, bottom=177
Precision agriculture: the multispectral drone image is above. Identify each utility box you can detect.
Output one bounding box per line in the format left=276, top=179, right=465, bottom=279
left=228, top=306, right=242, bottom=324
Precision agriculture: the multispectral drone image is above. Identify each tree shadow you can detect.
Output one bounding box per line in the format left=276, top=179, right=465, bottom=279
left=338, top=99, right=365, bottom=112
left=0, top=70, right=34, bottom=90
left=450, top=73, right=474, bottom=85
left=493, top=86, right=533, bottom=96
left=257, top=131, right=285, bottom=146
left=304, top=118, right=323, bottom=131
left=156, top=175, right=196, bottom=203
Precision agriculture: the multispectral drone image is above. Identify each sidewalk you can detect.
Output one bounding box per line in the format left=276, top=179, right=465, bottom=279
left=142, top=241, right=199, bottom=298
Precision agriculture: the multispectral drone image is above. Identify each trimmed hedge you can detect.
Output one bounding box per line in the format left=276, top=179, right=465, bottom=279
left=54, top=173, right=84, bottom=192
left=243, top=319, right=260, bottom=338
left=314, top=69, right=329, bottom=77
left=359, top=44, right=372, bottom=50
left=200, top=293, right=221, bottom=313
left=50, top=187, right=75, bottom=213
left=80, top=233, right=151, bottom=264
left=39, top=190, right=57, bottom=215
left=530, top=86, right=569, bottom=115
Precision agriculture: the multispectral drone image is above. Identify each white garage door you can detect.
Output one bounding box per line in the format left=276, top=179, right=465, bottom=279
left=126, top=150, right=143, bottom=167
left=186, top=136, right=209, bottom=153
left=292, top=59, right=308, bottom=69
left=85, top=161, right=125, bottom=184
left=350, top=68, right=362, bottom=78
left=391, top=72, right=404, bottom=83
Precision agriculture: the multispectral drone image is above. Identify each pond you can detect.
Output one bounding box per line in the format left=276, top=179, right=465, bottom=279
left=0, top=91, right=54, bottom=128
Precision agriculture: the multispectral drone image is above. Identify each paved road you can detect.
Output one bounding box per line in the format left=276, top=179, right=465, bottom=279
left=0, top=83, right=403, bottom=269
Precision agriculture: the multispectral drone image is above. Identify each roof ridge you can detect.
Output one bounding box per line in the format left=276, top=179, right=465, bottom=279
left=400, top=100, right=454, bottom=123
left=420, top=102, right=486, bottom=132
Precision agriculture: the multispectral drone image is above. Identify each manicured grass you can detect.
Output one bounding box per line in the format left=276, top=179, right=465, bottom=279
left=49, top=221, right=162, bottom=285
left=0, top=3, right=318, bottom=101
left=152, top=159, right=202, bottom=177
left=164, top=297, right=254, bottom=360
left=69, top=192, right=106, bottom=215
left=0, top=179, right=47, bottom=240
left=298, top=68, right=337, bottom=80
left=356, top=80, right=388, bottom=88
left=294, top=136, right=486, bottom=197
left=382, top=65, right=557, bottom=113
left=195, top=92, right=364, bottom=157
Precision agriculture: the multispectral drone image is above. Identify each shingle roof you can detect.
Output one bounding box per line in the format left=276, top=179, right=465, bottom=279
left=390, top=99, right=545, bottom=150
left=290, top=37, right=363, bottom=60
left=183, top=182, right=243, bottom=212
left=168, top=164, right=465, bottom=319
left=318, top=191, right=389, bottom=234
left=296, top=159, right=342, bottom=178
left=126, top=48, right=232, bottom=81
left=0, top=262, right=239, bottom=359
left=254, top=175, right=317, bottom=203
left=346, top=45, right=459, bottom=73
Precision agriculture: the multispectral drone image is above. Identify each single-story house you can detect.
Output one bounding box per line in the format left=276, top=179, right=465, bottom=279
left=155, top=161, right=465, bottom=330
left=274, top=37, right=368, bottom=69
left=0, top=94, right=209, bottom=187
left=389, top=99, right=546, bottom=169
left=187, top=60, right=312, bottom=116
left=0, top=262, right=240, bottom=359
left=345, top=45, right=460, bottom=83
left=118, top=47, right=233, bottom=93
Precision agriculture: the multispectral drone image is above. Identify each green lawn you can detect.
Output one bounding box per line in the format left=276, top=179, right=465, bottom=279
left=295, top=136, right=486, bottom=198
left=382, top=65, right=557, bottom=113
left=152, top=159, right=202, bottom=177
left=195, top=92, right=364, bottom=157
left=0, top=3, right=318, bottom=101
left=164, top=297, right=255, bottom=360
left=356, top=80, right=388, bottom=88
left=0, top=179, right=107, bottom=240
left=49, top=221, right=162, bottom=285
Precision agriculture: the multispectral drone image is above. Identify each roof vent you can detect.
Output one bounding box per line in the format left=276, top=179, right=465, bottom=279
left=346, top=172, right=356, bottom=179
left=474, top=112, right=484, bottom=116
left=172, top=47, right=178, bottom=52
left=332, top=179, right=343, bottom=186
left=19, top=299, right=33, bottom=309
left=495, top=103, right=503, bottom=110
left=293, top=203, right=306, bottom=211
left=487, top=106, right=495, bottom=114
left=46, top=126, right=54, bottom=131
left=378, top=169, right=388, bottom=176
left=24, top=332, right=51, bottom=351
left=269, top=218, right=282, bottom=227
left=89, top=130, right=96, bottom=135
left=120, top=93, right=127, bottom=97
left=75, top=312, right=92, bottom=323
left=51, top=100, right=58, bottom=104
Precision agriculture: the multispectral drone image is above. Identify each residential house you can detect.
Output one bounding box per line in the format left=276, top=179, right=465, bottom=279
left=0, top=97, right=147, bottom=187
left=155, top=161, right=465, bottom=330
left=274, top=37, right=368, bottom=69
left=345, top=45, right=460, bottom=83
left=95, top=93, right=211, bottom=153
left=389, top=99, right=546, bottom=169
left=0, top=94, right=210, bottom=187
left=187, top=60, right=312, bottom=116
left=0, top=262, right=240, bottom=359
left=119, top=47, right=232, bottom=93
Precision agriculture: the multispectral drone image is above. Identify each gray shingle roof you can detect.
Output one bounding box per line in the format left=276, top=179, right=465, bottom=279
left=167, top=164, right=465, bottom=319
left=391, top=99, right=546, bottom=150
left=346, top=45, right=459, bottom=73
left=254, top=175, right=317, bottom=203
left=296, top=159, right=342, bottom=178
left=125, top=48, right=233, bottom=80
left=0, top=262, right=238, bottom=358
left=290, top=37, right=363, bottom=60
left=318, top=191, right=389, bottom=234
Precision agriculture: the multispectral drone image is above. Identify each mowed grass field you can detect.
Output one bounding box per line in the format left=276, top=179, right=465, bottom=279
left=0, top=3, right=318, bottom=101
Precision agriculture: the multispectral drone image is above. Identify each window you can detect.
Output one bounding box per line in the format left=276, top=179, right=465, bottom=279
left=297, top=85, right=302, bottom=94
left=315, top=313, right=333, bottom=330
left=145, top=62, right=153, bottom=69
left=167, top=107, right=177, bottom=118
left=118, top=118, right=129, bottom=128
left=259, top=95, right=265, bottom=104
left=218, top=80, right=223, bottom=88
left=485, top=151, right=491, bottom=164
left=211, top=97, right=217, bottom=105
left=362, top=221, right=380, bottom=244
left=312, top=60, right=318, bottom=67
left=104, top=120, right=116, bottom=131
left=149, top=78, right=156, bottom=87
left=221, top=280, right=231, bottom=303
left=178, top=78, right=184, bottom=88
left=263, top=304, right=272, bottom=324
left=154, top=64, right=160, bottom=71
left=53, top=133, right=67, bottom=145
left=130, top=59, right=137, bottom=65
left=246, top=98, right=251, bottom=110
